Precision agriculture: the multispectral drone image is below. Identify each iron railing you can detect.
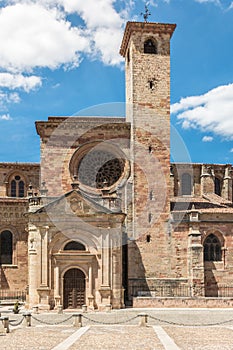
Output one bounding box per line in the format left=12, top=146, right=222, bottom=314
left=129, top=282, right=233, bottom=299
left=218, top=285, right=233, bottom=297
left=0, top=290, right=26, bottom=302
left=205, top=285, right=233, bottom=298
left=128, top=283, right=191, bottom=298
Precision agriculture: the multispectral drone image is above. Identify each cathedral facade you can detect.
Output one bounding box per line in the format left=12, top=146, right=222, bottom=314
left=1, top=21, right=233, bottom=310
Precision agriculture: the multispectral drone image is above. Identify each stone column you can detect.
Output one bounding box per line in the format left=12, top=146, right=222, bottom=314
left=28, top=224, right=40, bottom=307
left=222, top=166, right=232, bottom=201
left=40, top=226, right=49, bottom=286
left=88, top=264, right=93, bottom=296
left=87, top=264, right=94, bottom=309
left=111, top=249, right=124, bottom=309
left=99, top=230, right=111, bottom=308
left=54, top=265, right=59, bottom=296
left=37, top=226, right=50, bottom=309
left=101, top=231, right=110, bottom=287
left=111, top=228, right=124, bottom=309
left=54, top=264, right=61, bottom=307
left=188, top=208, right=204, bottom=297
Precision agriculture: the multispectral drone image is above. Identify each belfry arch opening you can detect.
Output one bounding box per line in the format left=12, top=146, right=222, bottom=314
left=144, top=39, right=157, bottom=54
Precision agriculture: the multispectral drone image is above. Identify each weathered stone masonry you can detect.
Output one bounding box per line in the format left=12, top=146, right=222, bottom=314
left=0, top=21, right=233, bottom=309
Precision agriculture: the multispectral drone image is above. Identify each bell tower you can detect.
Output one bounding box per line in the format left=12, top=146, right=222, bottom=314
left=120, top=21, right=176, bottom=137
left=120, top=22, right=176, bottom=288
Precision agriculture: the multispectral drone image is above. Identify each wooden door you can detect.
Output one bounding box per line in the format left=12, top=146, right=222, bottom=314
left=63, top=269, right=85, bottom=309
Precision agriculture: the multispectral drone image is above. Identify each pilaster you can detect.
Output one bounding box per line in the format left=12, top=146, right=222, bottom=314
left=99, top=230, right=111, bottom=308
left=37, top=226, right=51, bottom=309
left=28, top=224, right=40, bottom=306
left=188, top=208, right=204, bottom=297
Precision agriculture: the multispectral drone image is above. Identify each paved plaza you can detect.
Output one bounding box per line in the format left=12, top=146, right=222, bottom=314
left=1, top=307, right=233, bottom=349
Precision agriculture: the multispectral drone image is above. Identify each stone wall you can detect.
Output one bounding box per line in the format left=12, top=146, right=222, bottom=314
left=0, top=163, right=39, bottom=292
left=0, top=200, right=28, bottom=290
left=36, top=118, right=130, bottom=197
left=122, top=22, right=175, bottom=282
left=171, top=163, right=233, bottom=198
left=0, top=163, right=40, bottom=197
left=133, top=297, right=233, bottom=308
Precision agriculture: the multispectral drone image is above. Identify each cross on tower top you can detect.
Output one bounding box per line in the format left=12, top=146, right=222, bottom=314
left=141, top=4, right=151, bottom=23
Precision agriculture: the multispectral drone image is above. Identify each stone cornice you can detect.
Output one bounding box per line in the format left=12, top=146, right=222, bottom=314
left=0, top=163, right=39, bottom=170
left=120, top=21, right=176, bottom=57
left=36, top=119, right=130, bottom=139
left=0, top=198, right=28, bottom=204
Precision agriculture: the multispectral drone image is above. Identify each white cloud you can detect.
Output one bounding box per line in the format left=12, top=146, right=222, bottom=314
left=171, top=84, right=233, bottom=139
left=0, top=113, right=12, bottom=120
left=52, top=83, right=61, bottom=89
left=92, top=27, right=125, bottom=65
left=0, top=0, right=131, bottom=108
left=195, top=0, right=220, bottom=3
left=0, top=73, right=42, bottom=92
left=230, top=148, right=233, bottom=153
left=60, top=0, right=128, bottom=66
left=0, top=3, right=90, bottom=73
left=0, top=1, right=128, bottom=72
left=0, top=90, right=20, bottom=114
left=148, top=0, right=170, bottom=5
left=62, top=0, right=124, bottom=29
left=202, top=136, right=213, bottom=142
left=0, top=90, right=20, bottom=105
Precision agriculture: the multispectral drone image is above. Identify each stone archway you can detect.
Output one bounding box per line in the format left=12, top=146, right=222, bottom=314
left=63, top=268, right=85, bottom=309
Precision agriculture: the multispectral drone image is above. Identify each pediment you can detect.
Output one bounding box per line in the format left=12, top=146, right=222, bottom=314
left=35, top=190, right=112, bottom=217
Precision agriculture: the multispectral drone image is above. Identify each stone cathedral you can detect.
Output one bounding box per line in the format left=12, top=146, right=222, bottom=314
left=1, top=20, right=233, bottom=310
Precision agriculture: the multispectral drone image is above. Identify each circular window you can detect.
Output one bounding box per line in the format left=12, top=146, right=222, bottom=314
left=78, top=150, right=125, bottom=189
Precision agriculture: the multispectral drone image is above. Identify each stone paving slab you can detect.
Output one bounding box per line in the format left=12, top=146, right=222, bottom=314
left=68, top=325, right=164, bottom=350
left=2, top=309, right=233, bottom=349
left=1, top=323, right=233, bottom=349
left=164, top=326, right=233, bottom=350
left=0, top=325, right=76, bottom=350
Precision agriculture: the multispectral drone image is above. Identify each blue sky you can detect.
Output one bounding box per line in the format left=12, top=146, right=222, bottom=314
left=0, top=0, right=233, bottom=164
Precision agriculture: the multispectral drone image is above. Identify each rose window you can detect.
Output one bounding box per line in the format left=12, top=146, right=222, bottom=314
left=77, top=150, right=125, bottom=189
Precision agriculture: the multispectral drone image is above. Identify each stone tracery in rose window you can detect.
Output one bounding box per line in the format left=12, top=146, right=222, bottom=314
left=77, top=150, right=125, bottom=189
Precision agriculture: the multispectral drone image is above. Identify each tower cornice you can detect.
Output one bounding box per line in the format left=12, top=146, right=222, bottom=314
left=120, top=21, right=176, bottom=57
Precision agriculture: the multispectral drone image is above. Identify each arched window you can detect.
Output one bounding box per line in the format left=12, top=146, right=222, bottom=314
left=11, top=180, right=17, bottom=197
left=78, top=150, right=125, bottom=189
left=181, top=173, right=192, bottom=195
left=144, top=39, right=157, bottom=54
left=19, top=181, right=25, bottom=197
left=204, top=234, right=222, bottom=262
left=0, top=230, right=13, bottom=264
left=215, top=177, right=221, bottom=196
left=64, top=241, right=86, bottom=251
left=10, top=175, right=25, bottom=197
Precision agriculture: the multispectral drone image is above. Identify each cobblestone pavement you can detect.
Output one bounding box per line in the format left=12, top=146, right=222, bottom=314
left=1, top=308, right=233, bottom=349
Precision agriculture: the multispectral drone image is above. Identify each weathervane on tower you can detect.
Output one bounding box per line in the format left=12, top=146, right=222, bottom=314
left=141, top=4, right=151, bottom=23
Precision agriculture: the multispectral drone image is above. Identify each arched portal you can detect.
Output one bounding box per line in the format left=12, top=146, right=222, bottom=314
left=63, top=268, right=85, bottom=309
